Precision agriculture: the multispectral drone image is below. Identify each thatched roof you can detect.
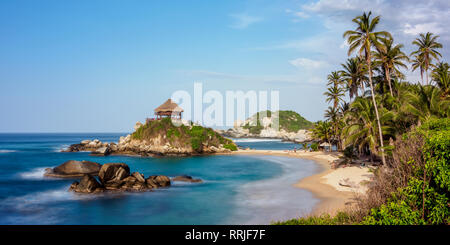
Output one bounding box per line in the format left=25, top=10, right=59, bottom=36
left=154, top=99, right=184, bottom=113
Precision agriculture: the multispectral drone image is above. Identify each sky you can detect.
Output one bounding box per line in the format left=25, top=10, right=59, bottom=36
left=0, top=0, right=449, bottom=132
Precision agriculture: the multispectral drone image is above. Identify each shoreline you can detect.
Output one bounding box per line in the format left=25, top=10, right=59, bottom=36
left=228, top=149, right=369, bottom=217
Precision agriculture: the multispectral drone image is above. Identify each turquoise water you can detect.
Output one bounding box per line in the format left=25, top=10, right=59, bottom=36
left=0, top=133, right=319, bottom=224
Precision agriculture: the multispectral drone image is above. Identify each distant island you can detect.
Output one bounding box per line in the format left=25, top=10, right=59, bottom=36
left=221, top=110, right=313, bottom=142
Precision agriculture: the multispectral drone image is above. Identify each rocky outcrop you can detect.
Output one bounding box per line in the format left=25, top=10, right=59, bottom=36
left=62, top=119, right=236, bottom=156
left=44, top=160, right=102, bottom=178
left=221, top=111, right=313, bottom=143
left=68, top=162, right=182, bottom=194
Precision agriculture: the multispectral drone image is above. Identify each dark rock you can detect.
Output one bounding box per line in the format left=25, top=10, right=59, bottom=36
left=132, top=172, right=145, bottom=183
left=172, top=175, right=203, bottom=183
left=98, top=163, right=130, bottom=184
left=146, top=175, right=171, bottom=188
left=69, top=174, right=104, bottom=193
left=44, top=160, right=102, bottom=178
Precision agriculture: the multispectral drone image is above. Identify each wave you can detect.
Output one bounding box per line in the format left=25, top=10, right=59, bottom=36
left=0, top=149, right=17, bottom=153
left=52, top=144, right=69, bottom=152
left=19, top=167, right=51, bottom=180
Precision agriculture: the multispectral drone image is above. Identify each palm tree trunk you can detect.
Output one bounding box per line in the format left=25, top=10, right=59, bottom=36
left=386, top=67, right=393, bottom=97
left=425, top=69, right=429, bottom=86
left=367, top=58, right=387, bottom=165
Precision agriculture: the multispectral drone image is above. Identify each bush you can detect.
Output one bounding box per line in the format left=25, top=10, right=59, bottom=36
left=223, top=143, right=237, bottom=151
left=310, top=142, right=319, bottom=151
left=362, top=118, right=450, bottom=225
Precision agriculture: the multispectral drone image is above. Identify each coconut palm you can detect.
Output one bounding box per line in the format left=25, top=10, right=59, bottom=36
left=324, top=86, right=345, bottom=110
left=411, top=54, right=426, bottom=84
left=403, top=85, right=450, bottom=123
left=341, top=57, right=367, bottom=100
left=343, top=11, right=391, bottom=165
left=431, top=62, right=449, bottom=96
left=311, top=121, right=333, bottom=152
left=325, top=106, right=341, bottom=150
left=343, top=97, right=395, bottom=161
left=411, top=32, right=443, bottom=85
left=373, top=37, right=409, bottom=97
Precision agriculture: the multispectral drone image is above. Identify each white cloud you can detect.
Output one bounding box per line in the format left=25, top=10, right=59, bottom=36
left=289, top=58, right=328, bottom=69
left=229, top=13, right=262, bottom=29
left=403, top=22, right=444, bottom=36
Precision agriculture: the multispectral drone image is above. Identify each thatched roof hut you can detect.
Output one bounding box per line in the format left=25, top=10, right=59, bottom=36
left=154, top=99, right=183, bottom=119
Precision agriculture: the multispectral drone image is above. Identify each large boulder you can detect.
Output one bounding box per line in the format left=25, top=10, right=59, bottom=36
left=69, top=174, right=104, bottom=193
left=44, top=160, right=102, bottom=178
left=172, top=175, right=202, bottom=183
left=98, top=163, right=130, bottom=184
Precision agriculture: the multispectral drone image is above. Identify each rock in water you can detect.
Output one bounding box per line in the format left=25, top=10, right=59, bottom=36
left=69, top=174, right=104, bottom=193
left=146, top=175, right=171, bottom=188
left=172, top=175, right=203, bottom=183
left=98, top=163, right=130, bottom=184
left=44, top=160, right=102, bottom=178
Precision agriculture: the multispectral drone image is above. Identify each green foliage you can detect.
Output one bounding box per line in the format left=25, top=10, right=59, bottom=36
left=131, top=119, right=235, bottom=153
left=223, top=143, right=237, bottom=151
left=310, top=142, right=319, bottom=151
left=273, top=212, right=353, bottom=225
left=363, top=118, right=450, bottom=225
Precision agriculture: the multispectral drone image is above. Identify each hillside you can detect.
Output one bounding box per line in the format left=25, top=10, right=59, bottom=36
left=223, top=110, right=313, bottom=142
left=131, top=117, right=237, bottom=153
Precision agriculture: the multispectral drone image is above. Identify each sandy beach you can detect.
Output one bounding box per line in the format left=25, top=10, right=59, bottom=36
left=230, top=149, right=374, bottom=216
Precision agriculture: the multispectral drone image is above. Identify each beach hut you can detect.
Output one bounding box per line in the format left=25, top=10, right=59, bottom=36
left=154, top=99, right=183, bottom=120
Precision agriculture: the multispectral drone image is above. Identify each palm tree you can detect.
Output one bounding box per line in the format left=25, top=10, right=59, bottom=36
left=343, top=97, right=395, bottom=161
left=324, top=86, right=345, bottom=109
left=343, top=11, right=391, bottom=165
left=403, top=85, right=450, bottom=123
left=311, top=121, right=333, bottom=152
left=325, top=106, right=341, bottom=150
left=411, top=32, right=443, bottom=85
left=373, top=37, right=409, bottom=96
left=431, top=62, right=449, bottom=96
left=411, top=54, right=426, bottom=84
left=341, top=57, right=367, bottom=100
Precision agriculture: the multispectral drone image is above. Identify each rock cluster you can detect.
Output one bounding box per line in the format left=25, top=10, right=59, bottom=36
left=69, top=163, right=174, bottom=193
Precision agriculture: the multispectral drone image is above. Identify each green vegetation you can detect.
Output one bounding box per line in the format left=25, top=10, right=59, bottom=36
left=280, top=11, right=449, bottom=225
left=131, top=118, right=236, bottom=152
left=242, top=110, right=313, bottom=134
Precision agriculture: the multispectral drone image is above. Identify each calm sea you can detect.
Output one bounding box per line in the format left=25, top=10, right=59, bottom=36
left=0, top=133, right=318, bottom=224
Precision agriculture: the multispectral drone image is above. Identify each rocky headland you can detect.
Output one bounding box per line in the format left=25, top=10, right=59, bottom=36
left=220, top=110, right=313, bottom=143
left=63, top=118, right=237, bottom=156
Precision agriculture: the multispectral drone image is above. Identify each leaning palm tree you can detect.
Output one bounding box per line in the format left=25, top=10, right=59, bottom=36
left=411, top=32, right=443, bottom=85
left=343, top=11, right=391, bottom=165
left=373, top=37, right=409, bottom=97
left=341, top=57, right=367, bottom=100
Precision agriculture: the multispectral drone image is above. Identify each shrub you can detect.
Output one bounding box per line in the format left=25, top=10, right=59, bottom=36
left=310, top=142, right=319, bottom=151
left=223, top=143, right=237, bottom=151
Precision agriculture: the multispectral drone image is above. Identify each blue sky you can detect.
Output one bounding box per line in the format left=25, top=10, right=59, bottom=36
left=1, top=0, right=448, bottom=132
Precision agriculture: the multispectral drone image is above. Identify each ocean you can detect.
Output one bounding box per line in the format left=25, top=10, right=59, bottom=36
left=0, top=133, right=319, bottom=224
